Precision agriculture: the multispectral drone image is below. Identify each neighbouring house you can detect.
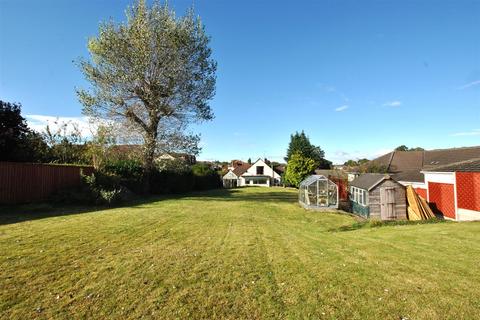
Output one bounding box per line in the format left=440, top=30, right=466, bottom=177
left=421, top=158, right=480, bottom=221
left=349, top=173, right=407, bottom=220
left=227, top=160, right=248, bottom=171
left=222, top=159, right=281, bottom=187
left=157, top=152, right=196, bottom=165
left=370, top=146, right=480, bottom=219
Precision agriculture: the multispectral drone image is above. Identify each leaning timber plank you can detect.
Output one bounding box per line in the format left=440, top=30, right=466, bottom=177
left=408, top=206, right=421, bottom=220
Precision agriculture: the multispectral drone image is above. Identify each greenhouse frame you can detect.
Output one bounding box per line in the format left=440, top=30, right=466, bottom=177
left=298, top=175, right=339, bottom=210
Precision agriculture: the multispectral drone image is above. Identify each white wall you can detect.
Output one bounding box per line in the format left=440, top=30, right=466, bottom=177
left=423, top=172, right=455, bottom=184
left=223, top=170, right=237, bottom=180
left=457, top=208, right=480, bottom=221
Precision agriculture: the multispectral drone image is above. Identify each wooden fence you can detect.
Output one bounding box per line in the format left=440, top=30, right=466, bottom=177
left=0, top=162, right=94, bottom=204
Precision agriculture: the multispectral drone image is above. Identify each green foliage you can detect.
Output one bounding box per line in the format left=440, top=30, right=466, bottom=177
left=191, top=163, right=222, bottom=190
left=85, top=124, right=117, bottom=168
left=284, top=153, right=317, bottom=187
left=344, top=158, right=369, bottom=167
left=0, top=100, right=50, bottom=162
left=395, top=145, right=425, bottom=151
left=104, top=159, right=144, bottom=179
left=285, top=131, right=331, bottom=169
left=51, top=172, right=126, bottom=206
left=150, top=170, right=195, bottom=194
left=362, top=162, right=388, bottom=173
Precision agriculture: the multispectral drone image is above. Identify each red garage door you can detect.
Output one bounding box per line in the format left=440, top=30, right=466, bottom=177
left=456, top=172, right=480, bottom=211
left=428, top=182, right=455, bottom=219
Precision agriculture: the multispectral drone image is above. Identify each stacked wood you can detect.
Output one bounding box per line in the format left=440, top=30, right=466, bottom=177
left=406, top=186, right=436, bottom=220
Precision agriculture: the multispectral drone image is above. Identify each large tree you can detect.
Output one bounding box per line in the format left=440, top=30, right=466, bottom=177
left=0, top=100, right=50, bottom=162
left=0, top=100, right=29, bottom=160
left=77, top=0, right=216, bottom=190
left=285, top=131, right=331, bottom=169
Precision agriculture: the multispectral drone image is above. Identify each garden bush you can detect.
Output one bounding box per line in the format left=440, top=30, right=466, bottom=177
left=51, top=171, right=127, bottom=206
left=192, top=163, right=222, bottom=190
left=103, top=159, right=144, bottom=193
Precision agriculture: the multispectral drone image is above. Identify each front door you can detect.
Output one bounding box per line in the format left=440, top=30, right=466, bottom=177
left=380, top=187, right=396, bottom=220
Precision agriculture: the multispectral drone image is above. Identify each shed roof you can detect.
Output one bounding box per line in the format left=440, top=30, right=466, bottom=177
left=392, top=170, right=425, bottom=183
left=350, top=173, right=391, bottom=191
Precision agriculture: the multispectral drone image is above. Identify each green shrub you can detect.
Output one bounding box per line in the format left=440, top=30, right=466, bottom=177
left=51, top=172, right=126, bottom=206
left=149, top=170, right=195, bottom=194
left=103, top=159, right=143, bottom=178
left=102, top=159, right=144, bottom=194
left=191, top=163, right=222, bottom=190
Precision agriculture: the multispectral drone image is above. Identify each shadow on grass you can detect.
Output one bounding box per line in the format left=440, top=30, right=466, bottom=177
left=0, top=187, right=297, bottom=226
left=178, top=188, right=298, bottom=203
left=328, top=218, right=449, bottom=232
left=0, top=195, right=163, bottom=226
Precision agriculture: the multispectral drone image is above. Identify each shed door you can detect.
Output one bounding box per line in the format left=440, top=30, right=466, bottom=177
left=380, top=187, right=396, bottom=220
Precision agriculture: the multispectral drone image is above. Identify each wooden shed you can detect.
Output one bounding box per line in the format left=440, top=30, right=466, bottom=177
left=350, top=174, right=407, bottom=220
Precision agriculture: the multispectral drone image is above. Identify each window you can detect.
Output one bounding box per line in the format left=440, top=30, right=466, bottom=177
left=256, top=166, right=264, bottom=175
left=351, top=187, right=367, bottom=206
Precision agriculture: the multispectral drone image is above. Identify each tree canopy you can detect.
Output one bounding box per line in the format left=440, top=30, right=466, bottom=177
left=344, top=158, right=369, bottom=167
left=283, top=153, right=317, bottom=187
left=395, top=145, right=424, bottom=152
left=0, top=100, right=50, bottom=162
left=77, top=0, right=217, bottom=190
left=285, top=131, right=331, bottom=169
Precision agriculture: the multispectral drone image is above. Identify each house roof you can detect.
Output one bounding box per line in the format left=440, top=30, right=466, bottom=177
left=314, top=169, right=347, bottom=179
left=423, top=158, right=480, bottom=172
left=423, top=147, right=480, bottom=169
left=232, top=164, right=251, bottom=176
left=370, top=146, right=480, bottom=182
left=274, top=165, right=286, bottom=174
left=350, top=173, right=392, bottom=191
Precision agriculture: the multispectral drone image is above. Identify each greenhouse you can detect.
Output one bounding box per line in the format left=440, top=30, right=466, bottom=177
left=299, top=175, right=339, bottom=209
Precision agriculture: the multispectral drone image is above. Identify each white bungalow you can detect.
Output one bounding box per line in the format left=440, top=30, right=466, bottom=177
left=222, top=159, right=281, bottom=188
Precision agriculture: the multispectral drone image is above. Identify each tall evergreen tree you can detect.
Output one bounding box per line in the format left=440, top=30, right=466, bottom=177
left=285, top=131, right=331, bottom=169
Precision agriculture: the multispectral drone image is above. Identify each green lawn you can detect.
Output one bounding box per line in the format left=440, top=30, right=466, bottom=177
left=1, top=188, right=480, bottom=319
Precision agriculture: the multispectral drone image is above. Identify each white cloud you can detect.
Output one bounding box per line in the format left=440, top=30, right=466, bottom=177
left=451, top=129, right=480, bottom=137
left=335, top=105, right=349, bottom=112
left=25, top=114, right=96, bottom=137
left=383, top=100, right=402, bottom=107
left=457, top=80, right=480, bottom=90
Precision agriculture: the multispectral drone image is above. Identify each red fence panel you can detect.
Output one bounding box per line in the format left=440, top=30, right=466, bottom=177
left=415, top=188, right=427, bottom=199
left=428, top=182, right=455, bottom=219
left=0, top=162, right=94, bottom=204
left=330, top=177, right=349, bottom=201
left=456, top=172, right=480, bottom=211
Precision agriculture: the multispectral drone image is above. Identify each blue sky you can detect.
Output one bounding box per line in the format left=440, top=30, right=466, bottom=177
left=1, top=0, right=479, bottom=163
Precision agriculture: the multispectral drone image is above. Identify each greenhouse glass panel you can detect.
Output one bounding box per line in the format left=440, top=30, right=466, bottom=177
left=298, top=175, right=339, bottom=209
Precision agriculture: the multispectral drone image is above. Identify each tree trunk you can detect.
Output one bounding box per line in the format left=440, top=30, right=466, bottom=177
left=142, top=131, right=157, bottom=193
